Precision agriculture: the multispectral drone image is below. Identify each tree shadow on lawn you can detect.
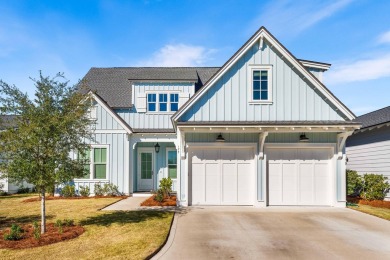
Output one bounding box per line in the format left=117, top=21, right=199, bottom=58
left=79, top=211, right=172, bottom=227
left=0, top=214, right=55, bottom=229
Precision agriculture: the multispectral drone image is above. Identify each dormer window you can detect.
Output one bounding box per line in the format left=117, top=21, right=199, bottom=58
left=248, top=65, right=272, bottom=104
left=147, top=92, right=179, bottom=112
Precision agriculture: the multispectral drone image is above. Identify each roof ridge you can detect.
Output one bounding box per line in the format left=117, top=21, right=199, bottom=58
left=356, top=106, right=390, bottom=118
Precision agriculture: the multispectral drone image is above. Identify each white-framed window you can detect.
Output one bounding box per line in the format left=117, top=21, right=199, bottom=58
left=147, top=92, right=180, bottom=113
left=77, top=145, right=109, bottom=180
left=166, top=148, right=177, bottom=179
left=248, top=65, right=272, bottom=103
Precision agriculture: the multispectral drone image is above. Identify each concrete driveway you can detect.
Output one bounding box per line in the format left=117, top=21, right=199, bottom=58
left=154, top=207, right=390, bottom=259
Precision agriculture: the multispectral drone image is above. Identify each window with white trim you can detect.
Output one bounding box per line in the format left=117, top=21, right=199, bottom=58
left=248, top=65, right=272, bottom=103
left=167, top=149, right=177, bottom=179
left=77, top=146, right=109, bottom=179
left=147, top=92, right=179, bottom=112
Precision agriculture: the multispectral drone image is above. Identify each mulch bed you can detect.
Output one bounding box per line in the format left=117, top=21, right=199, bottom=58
left=22, top=195, right=128, bottom=203
left=140, top=195, right=177, bottom=207
left=347, top=196, right=390, bottom=209
left=0, top=223, right=84, bottom=249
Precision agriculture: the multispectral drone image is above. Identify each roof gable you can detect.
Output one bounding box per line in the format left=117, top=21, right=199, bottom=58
left=172, top=26, right=355, bottom=122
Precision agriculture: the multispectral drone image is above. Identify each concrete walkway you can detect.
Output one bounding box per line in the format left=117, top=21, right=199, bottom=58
left=153, top=206, right=390, bottom=259
left=102, top=196, right=147, bottom=210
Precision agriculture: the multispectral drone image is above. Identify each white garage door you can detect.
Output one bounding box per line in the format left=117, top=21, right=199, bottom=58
left=268, top=147, right=332, bottom=206
left=190, top=147, right=255, bottom=205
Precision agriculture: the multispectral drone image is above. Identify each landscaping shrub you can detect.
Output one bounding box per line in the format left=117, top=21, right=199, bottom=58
left=346, top=169, right=363, bottom=196
left=0, top=183, right=7, bottom=196
left=159, top=177, right=173, bottom=198
left=79, top=185, right=90, bottom=197
left=16, top=186, right=30, bottom=194
left=103, top=183, right=121, bottom=196
left=63, top=218, right=75, bottom=227
left=3, top=224, right=24, bottom=241
left=154, top=189, right=164, bottom=203
left=55, top=219, right=63, bottom=234
left=360, top=173, right=390, bottom=201
left=94, top=183, right=104, bottom=196
left=33, top=221, right=40, bottom=239
left=61, top=184, right=76, bottom=197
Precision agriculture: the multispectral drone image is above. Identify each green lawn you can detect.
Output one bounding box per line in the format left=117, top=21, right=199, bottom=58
left=0, top=194, right=173, bottom=259
left=348, top=204, right=390, bottom=221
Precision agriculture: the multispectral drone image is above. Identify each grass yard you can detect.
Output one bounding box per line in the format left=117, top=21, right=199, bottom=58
left=348, top=204, right=390, bottom=221
left=0, top=194, right=174, bottom=259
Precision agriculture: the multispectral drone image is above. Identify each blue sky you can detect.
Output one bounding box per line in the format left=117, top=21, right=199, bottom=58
left=1, top=0, right=390, bottom=116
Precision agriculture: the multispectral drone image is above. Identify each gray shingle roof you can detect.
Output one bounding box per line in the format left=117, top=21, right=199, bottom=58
left=354, top=106, right=390, bottom=128
left=82, top=67, right=220, bottom=108
left=0, top=115, right=18, bottom=130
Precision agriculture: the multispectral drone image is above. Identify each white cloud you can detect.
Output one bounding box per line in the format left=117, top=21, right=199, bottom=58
left=325, top=53, right=390, bottom=85
left=137, top=44, right=216, bottom=67
left=377, top=30, right=390, bottom=44
left=251, top=0, right=353, bottom=36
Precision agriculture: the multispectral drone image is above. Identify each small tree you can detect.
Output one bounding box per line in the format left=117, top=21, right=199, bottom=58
left=0, top=72, right=92, bottom=233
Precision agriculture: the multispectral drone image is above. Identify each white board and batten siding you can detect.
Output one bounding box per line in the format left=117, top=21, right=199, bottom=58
left=116, top=82, right=194, bottom=129
left=180, top=42, right=345, bottom=123
left=346, top=125, right=390, bottom=198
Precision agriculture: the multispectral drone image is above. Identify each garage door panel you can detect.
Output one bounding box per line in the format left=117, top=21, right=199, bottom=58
left=282, top=163, right=297, bottom=205
left=191, top=147, right=254, bottom=206
left=299, top=163, right=314, bottom=204
left=314, top=163, right=329, bottom=205
left=192, top=163, right=205, bottom=205
left=222, top=163, right=237, bottom=203
left=205, top=163, right=220, bottom=204
left=237, top=163, right=252, bottom=204
left=269, top=163, right=282, bottom=205
left=268, top=147, right=332, bottom=206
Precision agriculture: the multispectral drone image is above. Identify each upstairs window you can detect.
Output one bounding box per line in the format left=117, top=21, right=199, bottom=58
left=170, top=93, right=179, bottom=111
left=147, top=94, right=156, bottom=112
left=159, top=94, right=168, bottom=112
left=147, top=92, right=179, bottom=112
left=248, top=65, right=272, bottom=103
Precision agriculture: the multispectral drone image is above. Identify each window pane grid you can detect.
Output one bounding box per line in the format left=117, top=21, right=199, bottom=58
left=253, top=70, right=268, bottom=101
left=167, top=151, right=177, bottom=179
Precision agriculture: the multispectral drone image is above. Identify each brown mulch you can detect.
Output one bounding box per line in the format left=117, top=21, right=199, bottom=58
left=0, top=223, right=84, bottom=249
left=22, top=195, right=128, bottom=203
left=347, top=196, right=390, bottom=209
left=140, top=195, right=177, bottom=207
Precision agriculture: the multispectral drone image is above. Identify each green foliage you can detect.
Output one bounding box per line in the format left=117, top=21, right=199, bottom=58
left=63, top=218, right=75, bottom=227
left=159, top=177, right=172, bottom=198
left=103, top=183, right=121, bottom=196
left=346, top=169, right=363, bottom=196
left=360, top=174, right=390, bottom=201
left=33, top=221, right=40, bottom=239
left=16, top=186, right=31, bottom=194
left=55, top=219, right=63, bottom=234
left=94, top=183, right=121, bottom=196
left=154, top=189, right=164, bottom=203
left=94, top=183, right=104, bottom=196
left=0, top=72, right=93, bottom=233
left=0, top=183, right=7, bottom=196
left=61, top=184, right=76, bottom=197
left=79, top=185, right=90, bottom=197
left=3, top=224, right=24, bottom=241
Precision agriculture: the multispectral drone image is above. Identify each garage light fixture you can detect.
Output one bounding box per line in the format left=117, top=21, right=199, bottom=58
left=216, top=133, right=225, bottom=142
left=154, top=142, right=160, bottom=153
left=299, top=133, right=309, bottom=142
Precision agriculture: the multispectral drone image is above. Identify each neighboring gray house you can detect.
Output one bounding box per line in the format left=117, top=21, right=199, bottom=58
left=77, top=26, right=360, bottom=207
left=346, top=106, right=390, bottom=199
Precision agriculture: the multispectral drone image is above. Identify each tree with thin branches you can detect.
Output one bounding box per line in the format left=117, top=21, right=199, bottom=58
left=0, top=72, right=92, bottom=234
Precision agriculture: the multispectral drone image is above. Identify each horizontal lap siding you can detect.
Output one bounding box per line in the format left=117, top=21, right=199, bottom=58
left=346, top=126, right=390, bottom=198
left=117, top=82, right=194, bottom=129
left=180, top=42, right=344, bottom=122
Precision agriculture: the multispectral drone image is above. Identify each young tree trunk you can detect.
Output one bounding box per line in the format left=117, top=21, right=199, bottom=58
left=41, top=189, right=46, bottom=234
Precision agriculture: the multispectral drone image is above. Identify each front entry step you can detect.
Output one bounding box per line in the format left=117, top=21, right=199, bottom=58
left=132, top=192, right=153, bottom=197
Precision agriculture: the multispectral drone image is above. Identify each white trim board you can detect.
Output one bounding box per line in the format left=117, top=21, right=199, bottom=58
left=172, top=27, right=355, bottom=122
